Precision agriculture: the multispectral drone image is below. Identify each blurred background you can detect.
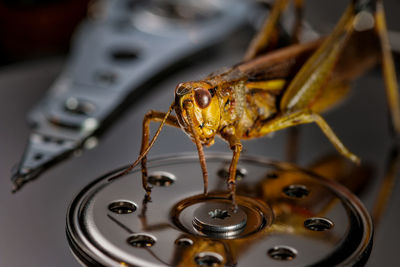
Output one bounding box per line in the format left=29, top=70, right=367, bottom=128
left=0, top=0, right=90, bottom=65
left=0, top=0, right=399, bottom=266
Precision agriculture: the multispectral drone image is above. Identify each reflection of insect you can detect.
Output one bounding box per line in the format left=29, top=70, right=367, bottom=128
left=111, top=0, right=400, bottom=205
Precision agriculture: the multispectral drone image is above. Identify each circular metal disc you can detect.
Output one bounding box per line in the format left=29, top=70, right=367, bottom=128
left=66, top=153, right=373, bottom=267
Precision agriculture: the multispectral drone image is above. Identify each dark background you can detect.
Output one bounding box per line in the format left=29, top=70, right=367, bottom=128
left=0, top=0, right=399, bottom=266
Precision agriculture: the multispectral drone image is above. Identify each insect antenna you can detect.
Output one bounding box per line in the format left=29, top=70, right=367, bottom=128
left=108, top=102, right=175, bottom=182
left=183, top=100, right=209, bottom=195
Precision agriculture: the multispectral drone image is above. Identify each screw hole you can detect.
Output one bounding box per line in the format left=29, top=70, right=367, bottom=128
left=34, top=153, right=43, bottom=161
left=194, top=252, right=223, bottom=266
left=175, top=237, right=193, bottom=247
left=56, top=139, right=65, bottom=145
left=111, top=49, right=138, bottom=62
left=108, top=201, right=137, bottom=214
left=304, top=217, right=333, bottom=231
left=127, top=234, right=156, bottom=248
left=283, top=184, right=309, bottom=198
left=42, top=136, right=51, bottom=143
left=148, top=171, right=175, bottom=187
left=267, top=246, right=297, bottom=261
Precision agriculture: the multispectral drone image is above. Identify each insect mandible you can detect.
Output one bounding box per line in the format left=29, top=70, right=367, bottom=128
left=110, top=0, right=400, bottom=206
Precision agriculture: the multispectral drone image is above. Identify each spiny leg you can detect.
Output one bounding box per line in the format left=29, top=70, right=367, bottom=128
left=280, top=4, right=356, bottom=111
left=221, top=131, right=243, bottom=208
left=258, top=110, right=360, bottom=164
left=372, top=146, right=400, bottom=226
left=371, top=1, right=400, bottom=226
left=375, top=0, right=400, bottom=135
left=279, top=1, right=382, bottom=162
left=228, top=143, right=242, bottom=209
left=244, top=0, right=289, bottom=61
left=244, top=0, right=305, bottom=161
left=286, top=80, right=351, bottom=162
left=286, top=127, right=300, bottom=162
left=140, top=110, right=180, bottom=196
left=244, top=0, right=305, bottom=61
left=108, top=103, right=176, bottom=186
left=286, top=0, right=304, bottom=162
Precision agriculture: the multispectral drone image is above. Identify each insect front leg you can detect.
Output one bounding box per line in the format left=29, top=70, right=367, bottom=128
left=229, top=143, right=242, bottom=208
left=140, top=110, right=180, bottom=196
left=222, top=131, right=243, bottom=208
left=258, top=110, right=360, bottom=164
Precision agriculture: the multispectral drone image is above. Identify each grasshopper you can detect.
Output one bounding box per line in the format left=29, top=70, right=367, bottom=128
left=111, top=0, right=400, bottom=205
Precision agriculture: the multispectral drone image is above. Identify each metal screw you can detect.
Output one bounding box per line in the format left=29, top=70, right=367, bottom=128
left=192, top=202, right=247, bottom=236
left=208, top=209, right=230, bottom=220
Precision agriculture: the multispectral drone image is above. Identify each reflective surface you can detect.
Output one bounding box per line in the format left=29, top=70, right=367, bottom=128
left=1, top=0, right=400, bottom=266
left=67, top=154, right=372, bottom=266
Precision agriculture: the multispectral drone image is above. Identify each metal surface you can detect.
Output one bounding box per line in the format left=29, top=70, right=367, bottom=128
left=1, top=0, right=400, bottom=266
left=11, top=0, right=251, bottom=191
left=67, top=154, right=373, bottom=266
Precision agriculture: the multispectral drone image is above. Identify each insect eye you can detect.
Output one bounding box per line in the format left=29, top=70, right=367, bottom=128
left=194, top=88, right=212, bottom=109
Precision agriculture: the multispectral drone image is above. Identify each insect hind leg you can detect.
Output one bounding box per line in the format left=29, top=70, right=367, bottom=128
left=259, top=110, right=360, bottom=164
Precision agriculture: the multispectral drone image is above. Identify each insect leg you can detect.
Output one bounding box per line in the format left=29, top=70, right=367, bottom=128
left=228, top=142, right=242, bottom=208
left=286, top=79, right=350, bottom=162
left=220, top=130, right=243, bottom=207
left=183, top=101, right=209, bottom=195
left=259, top=110, right=360, bottom=163
left=372, top=146, right=400, bottom=226
left=285, top=0, right=304, bottom=163
left=286, top=127, right=300, bottom=162
left=244, top=0, right=305, bottom=61
left=280, top=4, right=355, bottom=112
left=140, top=110, right=180, bottom=195
left=244, top=0, right=289, bottom=61
left=375, top=0, right=400, bottom=135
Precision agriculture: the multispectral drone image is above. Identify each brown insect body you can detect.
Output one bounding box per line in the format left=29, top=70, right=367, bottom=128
left=174, top=32, right=378, bottom=146
left=112, top=0, right=399, bottom=206
left=174, top=42, right=310, bottom=146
